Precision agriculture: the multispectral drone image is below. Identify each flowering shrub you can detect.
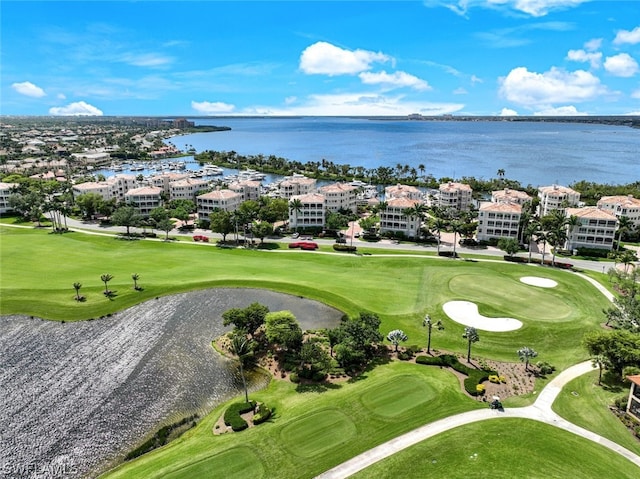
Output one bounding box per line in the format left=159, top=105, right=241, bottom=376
left=476, top=384, right=485, bottom=394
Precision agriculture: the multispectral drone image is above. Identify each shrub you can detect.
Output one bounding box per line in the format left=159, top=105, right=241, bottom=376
left=489, top=375, right=501, bottom=383
left=224, top=401, right=255, bottom=432
left=289, top=373, right=300, bottom=383
left=438, top=251, right=458, bottom=258
left=536, top=361, right=556, bottom=375
left=253, top=403, right=272, bottom=425
left=476, top=384, right=485, bottom=394
left=333, top=244, right=357, bottom=252
left=417, top=354, right=496, bottom=396
left=312, top=371, right=327, bottom=382
left=397, top=351, right=412, bottom=361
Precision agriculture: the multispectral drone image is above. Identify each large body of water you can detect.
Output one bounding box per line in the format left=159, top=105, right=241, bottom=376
left=168, top=117, right=640, bottom=187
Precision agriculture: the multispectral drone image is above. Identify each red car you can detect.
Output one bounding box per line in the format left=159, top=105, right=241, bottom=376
left=289, top=241, right=318, bottom=250
left=192, top=235, right=210, bottom=242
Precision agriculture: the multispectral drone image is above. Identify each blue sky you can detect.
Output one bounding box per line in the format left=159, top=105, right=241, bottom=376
left=2, top=1, right=640, bottom=117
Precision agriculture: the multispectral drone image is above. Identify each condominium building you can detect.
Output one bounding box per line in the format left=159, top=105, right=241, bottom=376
left=278, top=174, right=317, bottom=198
left=228, top=180, right=262, bottom=202
left=72, top=174, right=138, bottom=203
left=597, top=195, right=640, bottom=227
left=0, top=182, right=18, bottom=214
left=124, top=186, right=163, bottom=216
left=437, top=182, right=472, bottom=211
left=491, top=188, right=531, bottom=206
left=537, top=184, right=580, bottom=217
left=196, top=189, right=243, bottom=220
left=149, top=172, right=191, bottom=193
left=564, top=207, right=617, bottom=251
left=379, top=197, right=423, bottom=238
left=319, top=183, right=358, bottom=213
left=289, top=193, right=326, bottom=229
left=476, top=201, right=522, bottom=242
left=169, top=178, right=209, bottom=201
left=385, top=184, right=423, bottom=201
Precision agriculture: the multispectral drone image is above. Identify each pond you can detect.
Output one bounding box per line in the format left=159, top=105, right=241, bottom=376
left=0, top=288, right=343, bottom=478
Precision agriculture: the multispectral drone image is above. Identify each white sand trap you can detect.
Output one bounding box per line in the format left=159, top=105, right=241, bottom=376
left=443, top=301, right=523, bottom=332
left=520, top=276, right=558, bottom=288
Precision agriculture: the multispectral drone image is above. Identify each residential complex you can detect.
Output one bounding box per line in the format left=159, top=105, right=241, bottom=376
left=125, top=187, right=163, bottom=216
left=476, top=201, right=522, bottom=242
left=288, top=193, right=326, bottom=230
left=564, top=207, right=618, bottom=251
left=491, top=188, right=531, bottom=206
left=319, top=183, right=358, bottom=213
left=537, top=184, right=581, bottom=217
left=379, top=197, right=423, bottom=238
left=437, top=182, right=473, bottom=211
left=597, top=195, right=640, bottom=227
left=196, top=189, right=243, bottom=221
left=0, top=182, right=17, bottom=214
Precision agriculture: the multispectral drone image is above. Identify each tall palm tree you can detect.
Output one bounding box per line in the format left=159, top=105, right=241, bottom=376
left=422, top=314, right=443, bottom=354
left=463, top=326, right=479, bottom=363
left=100, top=274, right=113, bottom=294
left=403, top=203, right=427, bottom=240
left=431, top=217, right=448, bottom=254
left=289, top=198, right=303, bottom=233
left=564, top=214, right=581, bottom=252
left=418, top=163, right=426, bottom=181
left=549, top=227, right=566, bottom=267
left=615, top=216, right=632, bottom=251
left=450, top=220, right=463, bottom=257
left=230, top=335, right=253, bottom=403
left=524, top=220, right=540, bottom=263
left=536, top=229, right=549, bottom=265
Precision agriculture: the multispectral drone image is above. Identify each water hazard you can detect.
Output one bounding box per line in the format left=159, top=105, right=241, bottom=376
left=0, top=288, right=343, bottom=478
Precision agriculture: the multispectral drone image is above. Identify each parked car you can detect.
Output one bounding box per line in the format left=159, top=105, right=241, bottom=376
left=292, top=232, right=300, bottom=238
left=192, top=235, right=209, bottom=242
left=289, top=241, right=319, bottom=250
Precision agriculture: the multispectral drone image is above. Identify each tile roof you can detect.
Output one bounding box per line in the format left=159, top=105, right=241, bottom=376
left=479, top=201, right=522, bottom=213
left=565, top=206, right=618, bottom=220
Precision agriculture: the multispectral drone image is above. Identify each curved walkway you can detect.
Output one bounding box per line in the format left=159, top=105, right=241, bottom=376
left=316, top=360, right=640, bottom=478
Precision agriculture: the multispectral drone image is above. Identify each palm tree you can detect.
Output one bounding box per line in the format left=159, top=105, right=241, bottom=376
left=430, top=217, right=447, bottom=254
left=615, top=216, right=632, bottom=251
left=463, top=326, right=479, bottom=363
left=619, top=249, right=638, bottom=274
left=289, top=198, right=303, bottom=233
left=418, top=163, right=426, bottom=181
left=422, top=314, right=443, bottom=354
left=497, top=168, right=505, bottom=180
left=450, top=220, right=463, bottom=257
left=564, top=214, right=581, bottom=253
left=549, top=227, right=566, bottom=267
left=100, top=274, right=113, bottom=294
left=403, top=203, right=427, bottom=240
left=524, top=220, right=539, bottom=263
left=387, top=329, right=408, bottom=353
left=131, top=273, right=140, bottom=290
left=536, top=229, right=549, bottom=265
left=230, top=334, right=253, bottom=403
left=517, top=346, right=538, bottom=371
left=73, top=282, right=82, bottom=301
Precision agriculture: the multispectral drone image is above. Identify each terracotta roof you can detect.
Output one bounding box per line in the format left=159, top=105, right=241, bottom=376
left=386, top=197, right=422, bottom=208
left=492, top=188, right=531, bottom=202
left=292, top=193, right=325, bottom=203
left=479, top=201, right=522, bottom=213
left=538, top=184, right=579, bottom=195
left=320, top=183, right=358, bottom=193
left=125, top=186, right=162, bottom=196
left=628, top=375, right=640, bottom=387
left=598, top=195, right=640, bottom=208
left=439, top=182, right=472, bottom=192
left=198, top=190, right=242, bottom=200
left=565, top=206, right=618, bottom=220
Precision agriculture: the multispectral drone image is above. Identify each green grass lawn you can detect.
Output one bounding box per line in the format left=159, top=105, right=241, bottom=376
left=350, top=418, right=640, bottom=479
left=0, top=226, right=611, bottom=368
left=2, top=225, right=626, bottom=478
left=101, top=362, right=482, bottom=479
left=553, top=371, right=640, bottom=456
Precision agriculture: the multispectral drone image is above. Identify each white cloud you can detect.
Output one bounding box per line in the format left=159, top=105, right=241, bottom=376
left=358, top=71, right=431, bottom=91
left=12, top=81, right=46, bottom=98
left=499, top=108, right=519, bottom=116
left=425, top=0, right=589, bottom=17
left=631, top=89, right=640, bottom=100
left=533, top=105, right=588, bottom=116
left=191, top=101, right=235, bottom=114
left=499, top=66, right=606, bottom=106
left=57, top=93, right=66, bottom=100
left=566, top=49, right=601, bottom=69
left=120, top=53, right=174, bottom=68
left=604, top=53, right=639, bottom=78
left=299, top=42, right=390, bottom=75
left=49, top=101, right=103, bottom=116
left=453, top=87, right=468, bottom=94
left=613, top=26, right=640, bottom=45
left=234, top=93, right=464, bottom=117
left=584, top=38, right=602, bottom=51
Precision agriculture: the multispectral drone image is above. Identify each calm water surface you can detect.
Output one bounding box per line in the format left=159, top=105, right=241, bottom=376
left=169, top=118, right=640, bottom=186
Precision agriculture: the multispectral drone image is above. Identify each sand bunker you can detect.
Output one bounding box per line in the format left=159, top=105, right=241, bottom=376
left=520, top=276, right=558, bottom=288
left=443, top=301, right=523, bottom=332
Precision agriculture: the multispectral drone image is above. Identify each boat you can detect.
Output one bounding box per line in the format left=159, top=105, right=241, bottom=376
left=203, top=164, right=224, bottom=175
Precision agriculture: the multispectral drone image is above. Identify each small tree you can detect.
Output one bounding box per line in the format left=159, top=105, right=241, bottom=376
left=517, top=346, right=538, bottom=371
left=592, top=354, right=607, bottom=385
left=265, top=311, right=303, bottom=352
left=73, top=282, right=82, bottom=301
left=230, top=334, right=254, bottom=403
left=131, top=273, right=140, bottom=290
left=463, top=326, right=479, bottom=363
left=498, top=237, right=520, bottom=258
left=100, top=274, right=113, bottom=294
left=387, top=329, right=408, bottom=353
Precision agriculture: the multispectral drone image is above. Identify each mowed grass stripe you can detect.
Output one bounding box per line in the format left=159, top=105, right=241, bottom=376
left=280, top=409, right=357, bottom=458
left=360, top=375, right=436, bottom=418
left=162, top=446, right=264, bottom=479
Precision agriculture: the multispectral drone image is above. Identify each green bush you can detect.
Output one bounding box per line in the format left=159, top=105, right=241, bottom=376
left=312, top=371, right=327, bottom=382
left=253, top=403, right=272, bottom=425
left=224, top=401, right=255, bottom=432
left=417, top=354, right=496, bottom=396
left=536, top=361, right=556, bottom=375
left=289, top=372, right=300, bottom=383
left=333, top=244, right=357, bottom=252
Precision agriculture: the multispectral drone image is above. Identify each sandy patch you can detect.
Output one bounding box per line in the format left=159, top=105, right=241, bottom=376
left=443, top=301, right=523, bottom=332
left=520, top=276, right=558, bottom=288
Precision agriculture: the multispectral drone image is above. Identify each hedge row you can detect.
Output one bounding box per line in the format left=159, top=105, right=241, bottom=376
left=503, top=255, right=573, bottom=269
left=224, top=401, right=256, bottom=431
left=333, top=244, right=357, bottom=252
left=416, top=354, right=497, bottom=396
left=253, top=403, right=272, bottom=425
